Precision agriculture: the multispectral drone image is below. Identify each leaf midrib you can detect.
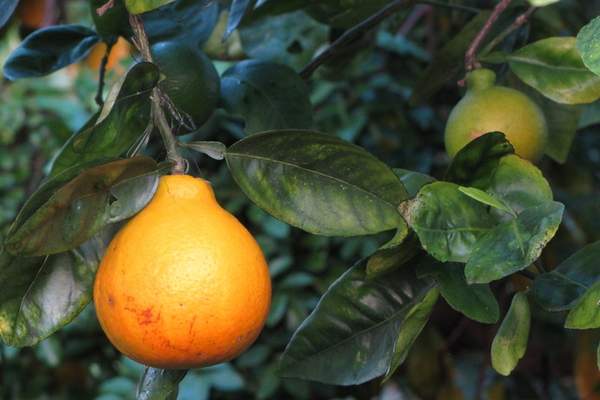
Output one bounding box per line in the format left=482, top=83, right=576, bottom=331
left=284, top=286, right=431, bottom=370
left=227, top=152, right=402, bottom=210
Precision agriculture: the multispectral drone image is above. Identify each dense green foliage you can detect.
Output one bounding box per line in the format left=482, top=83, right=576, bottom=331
left=1, top=0, right=600, bottom=399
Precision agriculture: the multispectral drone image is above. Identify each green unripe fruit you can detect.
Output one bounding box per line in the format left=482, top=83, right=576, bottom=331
left=151, top=41, right=220, bottom=129
left=90, top=0, right=131, bottom=40
left=444, top=68, right=548, bottom=161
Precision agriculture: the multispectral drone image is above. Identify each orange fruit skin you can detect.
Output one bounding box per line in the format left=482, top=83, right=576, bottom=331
left=93, top=175, right=271, bottom=369
left=18, top=0, right=49, bottom=29
left=85, top=38, right=131, bottom=73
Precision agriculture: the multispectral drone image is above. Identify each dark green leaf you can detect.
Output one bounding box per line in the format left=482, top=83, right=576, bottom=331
left=5, top=157, right=160, bottom=256
left=126, top=0, right=175, bottom=14
left=142, top=0, right=219, bottom=48
left=576, top=16, right=600, bottom=77
left=239, top=10, right=328, bottom=70
left=384, top=287, right=439, bottom=380
left=226, top=130, right=408, bottom=236
left=508, top=37, right=600, bottom=104
left=226, top=0, right=255, bottom=38
left=565, top=280, right=600, bottom=329
left=418, top=261, right=499, bottom=324
left=221, top=60, right=313, bottom=134
left=0, top=229, right=111, bottom=347
left=0, top=0, right=19, bottom=30
left=366, top=233, right=419, bottom=279
left=279, top=258, right=434, bottom=385
left=136, top=368, right=187, bottom=400
left=532, top=241, right=600, bottom=311
left=465, top=201, right=564, bottom=284
left=491, top=292, right=530, bottom=376
left=404, top=181, right=495, bottom=263
left=50, top=62, right=159, bottom=176
left=3, top=25, right=100, bottom=80
left=445, top=132, right=514, bottom=187
left=394, top=169, right=435, bottom=198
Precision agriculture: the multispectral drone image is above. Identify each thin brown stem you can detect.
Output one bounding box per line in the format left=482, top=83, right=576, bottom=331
left=480, top=6, right=537, bottom=56
left=95, top=39, right=115, bottom=107
left=300, top=0, right=417, bottom=80
left=464, top=0, right=512, bottom=73
left=129, top=14, right=186, bottom=174
left=97, top=0, right=115, bottom=17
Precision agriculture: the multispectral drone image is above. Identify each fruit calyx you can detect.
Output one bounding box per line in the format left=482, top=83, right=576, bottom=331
left=466, top=68, right=497, bottom=92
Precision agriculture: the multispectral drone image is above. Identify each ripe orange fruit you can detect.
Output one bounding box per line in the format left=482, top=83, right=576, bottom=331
left=93, top=175, right=271, bottom=369
left=85, top=38, right=131, bottom=73
left=444, top=68, right=548, bottom=161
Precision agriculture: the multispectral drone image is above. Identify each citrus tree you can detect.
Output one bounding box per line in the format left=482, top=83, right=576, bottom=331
left=1, top=0, right=600, bottom=398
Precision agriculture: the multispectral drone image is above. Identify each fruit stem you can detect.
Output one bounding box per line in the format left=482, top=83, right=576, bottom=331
left=129, top=14, right=186, bottom=174
left=465, top=68, right=496, bottom=92
left=95, top=38, right=115, bottom=107
left=463, top=0, right=512, bottom=75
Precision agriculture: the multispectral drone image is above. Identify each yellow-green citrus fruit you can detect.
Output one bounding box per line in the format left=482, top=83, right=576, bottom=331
left=94, top=175, right=271, bottom=369
left=151, top=42, right=220, bottom=128
left=444, top=68, right=548, bottom=161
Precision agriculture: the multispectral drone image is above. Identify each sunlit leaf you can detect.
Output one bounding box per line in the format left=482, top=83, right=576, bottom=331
left=565, top=280, right=600, bottom=329
left=491, top=292, right=530, bottom=376
left=577, top=16, right=600, bottom=77
left=125, top=0, right=175, bottom=14
left=465, top=201, right=564, bottom=284
left=508, top=37, right=600, bottom=104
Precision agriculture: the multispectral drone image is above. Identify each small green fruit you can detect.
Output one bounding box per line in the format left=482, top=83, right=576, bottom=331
left=444, top=68, right=548, bottom=161
left=151, top=41, right=220, bottom=129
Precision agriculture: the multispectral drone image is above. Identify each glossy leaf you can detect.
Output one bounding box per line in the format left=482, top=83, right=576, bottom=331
left=445, top=132, right=514, bottom=187
left=0, top=0, right=19, bottom=30
left=565, top=280, right=600, bottom=330
left=3, top=25, right=100, bottom=80
left=458, top=186, right=514, bottom=216
left=483, top=155, right=553, bottom=215
left=405, top=181, right=495, bottom=263
left=527, top=0, right=559, bottom=5
left=394, top=169, right=435, bottom=198
left=226, top=130, right=408, bottom=236
left=532, top=241, right=600, bottom=311
left=137, top=368, right=187, bottom=400
left=366, top=233, right=418, bottom=279
left=491, top=292, right=531, bottom=376
left=50, top=62, right=159, bottom=176
left=221, top=60, right=313, bottom=134
left=385, top=287, right=439, bottom=380
left=418, top=261, right=499, bottom=324
left=125, top=0, right=175, bottom=14
left=226, top=0, right=254, bottom=39
left=465, top=201, right=564, bottom=284
left=279, top=258, right=434, bottom=385
left=577, top=16, right=600, bottom=77
left=0, top=230, right=111, bottom=347
left=142, top=0, right=219, bottom=47
left=5, top=157, right=160, bottom=256
left=508, top=37, right=600, bottom=104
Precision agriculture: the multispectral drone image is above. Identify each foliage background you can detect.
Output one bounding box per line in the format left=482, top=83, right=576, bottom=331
left=1, top=0, right=599, bottom=399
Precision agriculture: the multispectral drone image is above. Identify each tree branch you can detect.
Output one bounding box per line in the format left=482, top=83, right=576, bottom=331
left=300, top=0, right=417, bottom=80
left=464, top=0, right=512, bottom=73
left=480, top=6, right=537, bottom=56
left=129, top=14, right=186, bottom=174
